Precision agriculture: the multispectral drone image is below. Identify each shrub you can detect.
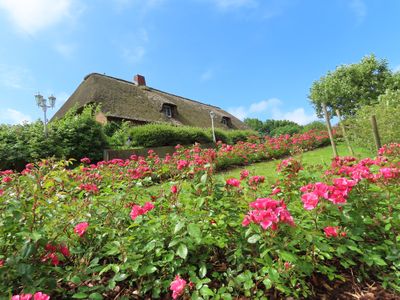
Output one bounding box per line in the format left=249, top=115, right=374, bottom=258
left=0, top=106, right=108, bottom=170
left=119, top=123, right=256, bottom=148
left=51, top=106, right=109, bottom=162
left=0, top=142, right=399, bottom=298
left=270, top=124, right=302, bottom=136
left=345, top=97, right=400, bottom=152
left=301, top=121, right=326, bottom=133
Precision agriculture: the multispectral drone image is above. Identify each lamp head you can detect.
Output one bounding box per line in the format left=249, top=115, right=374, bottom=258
left=35, top=93, right=44, bottom=107
left=48, top=95, right=56, bottom=108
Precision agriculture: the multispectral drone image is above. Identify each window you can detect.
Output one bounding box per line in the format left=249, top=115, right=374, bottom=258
left=221, top=116, right=231, bottom=127
left=164, top=105, right=172, bottom=118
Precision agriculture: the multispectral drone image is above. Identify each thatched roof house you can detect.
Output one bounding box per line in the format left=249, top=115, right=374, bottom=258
left=52, top=73, right=248, bottom=130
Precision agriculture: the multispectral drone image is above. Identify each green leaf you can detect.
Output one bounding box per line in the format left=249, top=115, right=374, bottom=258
left=336, top=245, right=347, bottom=255
left=268, top=268, right=279, bottom=282
left=113, top=273, right=128, bottom=282
left=89, top=293, right=104, bottom=300
left=187, top=223, right=201, bottom=240
left=199, top=264, right=207, bottom=278
left=200, top=286, right=214, bottom=297
left=371, top=255, right=387, bottom=266
left=70, top=276, right=82, bottom=284
left=174, top=222, right=185, bottom=234
left=247, top=234, right=261, bottom=244
left=279, top=251, right=297, bottom=262
left=177, top=244, right=188, bottom=259
left=200, top=173, right=208, bottom=184
left=263, top=278, right=272, bottom=289
left=72, top=292, right=88, bottom=299
left=144, top=265, right=157, bottom=274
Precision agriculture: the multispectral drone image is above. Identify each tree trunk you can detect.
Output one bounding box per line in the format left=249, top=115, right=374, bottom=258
left=335, top=109, right=355, bottom=156
left=322, top=103, right=338, bottom=157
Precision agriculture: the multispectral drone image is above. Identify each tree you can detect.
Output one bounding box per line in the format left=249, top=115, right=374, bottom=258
left=263, top=119, right=301, bottom=136
left=309, top=54, right=392, bottom=118
left=244, top=118, right=264, bottom=132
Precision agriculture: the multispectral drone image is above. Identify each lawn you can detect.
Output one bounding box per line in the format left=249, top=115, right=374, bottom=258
left=220, top=143, right=374, bottom=182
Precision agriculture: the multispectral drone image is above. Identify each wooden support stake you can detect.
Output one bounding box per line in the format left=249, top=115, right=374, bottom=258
left=322, top=103, right=338, bottom=157
left=336, top=109, right=355, bottom=156
left=370, top=115, right=382, bottom=151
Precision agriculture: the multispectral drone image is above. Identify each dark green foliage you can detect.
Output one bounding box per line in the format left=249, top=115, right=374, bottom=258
left=244, top=118, right=264, bottom=132
left=51, top=106, right=108, bottom=162
left=127, top=124, right=211, bottom=147
left=301, top=121, right=326, bottom=133
left=263, top=119, right=302, bottom=136
left=114, top=123, right=256, bottom=148
left=345, top=96, right=400, bottom=152
left=0, top=106, right=108, bottom=170
left=309, top=54, right=393, bottom=118
left=270, top=124, right=302, bottom=136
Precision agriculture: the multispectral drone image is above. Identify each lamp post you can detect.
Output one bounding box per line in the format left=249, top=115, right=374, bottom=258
left=35, top=93, right=56, bottom=137
left=209, top=111, right=216, bottom=143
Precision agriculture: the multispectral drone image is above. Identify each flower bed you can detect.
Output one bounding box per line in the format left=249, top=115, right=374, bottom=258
left=2, top=135, right=400, bottom=299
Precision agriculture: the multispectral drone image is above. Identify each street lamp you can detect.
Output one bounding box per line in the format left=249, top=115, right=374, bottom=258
left=35, top=92, right=56, bottom=137
left=209, top=111, right=216, bottom=143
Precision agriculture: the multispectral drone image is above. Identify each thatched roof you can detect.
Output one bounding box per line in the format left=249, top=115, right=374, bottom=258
left=52, top=73, right=248, bottom=130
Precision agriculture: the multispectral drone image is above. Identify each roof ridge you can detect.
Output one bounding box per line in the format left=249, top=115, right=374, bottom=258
left=84, top=72, right=222, bottom=110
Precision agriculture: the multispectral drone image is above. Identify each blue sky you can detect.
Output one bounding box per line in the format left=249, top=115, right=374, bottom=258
left=0, top=0, right=399, bottom=125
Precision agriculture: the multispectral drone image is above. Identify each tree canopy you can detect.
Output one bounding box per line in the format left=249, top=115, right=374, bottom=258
left=308, top=54, right=392, bottom=118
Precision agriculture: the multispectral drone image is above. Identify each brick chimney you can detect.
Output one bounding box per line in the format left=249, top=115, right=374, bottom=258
left=134, top=74, right=146, bottom=86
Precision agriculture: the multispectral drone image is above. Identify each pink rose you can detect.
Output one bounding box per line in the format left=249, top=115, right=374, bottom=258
left=74, top=222, right=89, bottom=237
left=170, top=275, right=187, bottom=299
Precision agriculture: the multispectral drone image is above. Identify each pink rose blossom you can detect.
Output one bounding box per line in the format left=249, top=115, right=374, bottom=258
left=301, top=193, right=319, bottom=210
left=226, top=178, right=240, bottom=187
left=324, top=226, right=339, bottom=238
left=130, top=202, right=155, bottom=220
left=240, top=170, right=249, bottom=180
left=59, top=244, right=70, bottom=258
left=80, top=157, right=91, bottom=164
left=271, top=187, right=281, bottom=195
left=74, top=222, right=89, bottom=237
left=170, top=275, right=187, bottom=299
left=171, top=185, right=178, bottom=194
left=33, top=292, right=50, bottom=300
left=11, top=294, right=33, bottom=300
left=2, top=176, right=12, bottom=183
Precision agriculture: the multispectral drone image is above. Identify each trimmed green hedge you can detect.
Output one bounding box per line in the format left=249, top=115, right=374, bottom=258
left=120, top=123, right=256, bottom=148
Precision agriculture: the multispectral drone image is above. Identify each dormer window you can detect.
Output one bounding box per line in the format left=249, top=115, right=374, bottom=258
left=162, top=103, right=176, bottom=118
left=221, top=116, right=232, bottom=127
left=164, top=105, right=172, bottom=117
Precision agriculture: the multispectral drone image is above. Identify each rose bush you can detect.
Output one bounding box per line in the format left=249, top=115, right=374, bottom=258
left=0, top=136, right=399, bottom=299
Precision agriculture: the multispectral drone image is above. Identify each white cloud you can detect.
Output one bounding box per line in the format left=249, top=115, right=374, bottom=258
left=0, top=0, right=77, bottom=35
left=122, top=46, right=146, bottom=64
left=0, top=65, right=33, bottom=89
left=248, top=98, right=281, bottom=114
left=211, top=0, right=258, bottom=10
left=112, top=0, right=165, bottom=13
left=0, top=108, right=32, bottom=124
left=228, top=106, right=248, bottom=121
left=228, top=97, right=318, bottom=125
left=349, top=0, right=367, bottom=23
left=118, top=29, right=149, bottom=64
left=54, top=43, right=77, bottom=59
left=274, top=108, right=317, bottom=125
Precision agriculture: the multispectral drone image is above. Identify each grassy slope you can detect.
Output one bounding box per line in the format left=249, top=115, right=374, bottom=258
left=219, top=143, right=374, bottom=182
